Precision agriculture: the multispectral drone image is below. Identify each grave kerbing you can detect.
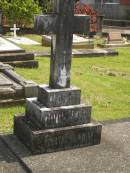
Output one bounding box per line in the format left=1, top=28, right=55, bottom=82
left=14, top=0, right=102, bottom=154
left=0, top=62, right=38, bottom=106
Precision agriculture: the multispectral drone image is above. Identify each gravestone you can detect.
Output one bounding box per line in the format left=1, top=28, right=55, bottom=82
left=98, top=31, right=130, bottom=48
left=108, top=32, right=123, bottom=44
left=10, top=24, right=20, bottom=38
left=0, top=37, right=38, bottom=68
left=14, top=0, right=102, bottom=154
left=0, top=62, right=38, bottom=106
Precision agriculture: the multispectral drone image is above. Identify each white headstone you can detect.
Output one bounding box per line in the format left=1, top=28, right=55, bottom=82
left=10, top=24, right=20, bottom=38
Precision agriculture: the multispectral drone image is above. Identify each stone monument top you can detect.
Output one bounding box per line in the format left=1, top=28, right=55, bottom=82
left=35, top=0, right=90, bottom=89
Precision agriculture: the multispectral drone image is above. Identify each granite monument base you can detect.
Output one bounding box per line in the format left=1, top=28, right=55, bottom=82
left=14, top=115, right=101, bottom=154
left=14, top=85, right=102, bottom=154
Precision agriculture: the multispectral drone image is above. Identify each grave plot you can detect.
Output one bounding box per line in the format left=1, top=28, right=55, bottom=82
left=0, top=62, right=38, bottom=106
left=40, top=34, right=118, bottom=57
left=13, top=0, right=102, bottom=154
left=0, top=37, right=38, bottom=68
left=7, top=37, right=40, bottom=45
left=42, top=34, right=94, bottom=49
left=98, top=31, right=130, bottom=48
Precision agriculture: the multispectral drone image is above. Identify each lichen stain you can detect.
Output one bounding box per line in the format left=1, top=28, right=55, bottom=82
left=58, top=65, right=68, bottom=87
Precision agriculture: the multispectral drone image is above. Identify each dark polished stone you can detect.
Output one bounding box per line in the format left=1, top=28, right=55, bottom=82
left=35, top=0, right=90, bottom=89
left=26, top=98, right=91, bottom=129
left=38, top=84, right=81, bottom=107
left=14, top=115, right=102, bottom=154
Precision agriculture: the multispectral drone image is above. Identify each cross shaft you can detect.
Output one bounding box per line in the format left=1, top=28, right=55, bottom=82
left=35, top=0, right=90, bottom=89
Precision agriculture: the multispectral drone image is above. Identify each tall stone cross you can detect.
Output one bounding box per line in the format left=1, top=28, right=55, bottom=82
left=10, top=24, right=20, bottom=38
left=35, top=0, right=90, bottom=89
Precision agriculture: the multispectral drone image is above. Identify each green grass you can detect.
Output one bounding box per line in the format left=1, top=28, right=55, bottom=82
left=0, top=34, right=130, bottom=133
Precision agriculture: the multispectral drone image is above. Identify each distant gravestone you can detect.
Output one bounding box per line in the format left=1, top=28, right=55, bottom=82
left=108, top=32, right=123, bottom=43
left=14, top=0, right=102, bottom=154
left=98, top=31, right=130, bottom=48
left=0, top=37, right=38, bottom=68
left=10, top=24, right=20, bottom=38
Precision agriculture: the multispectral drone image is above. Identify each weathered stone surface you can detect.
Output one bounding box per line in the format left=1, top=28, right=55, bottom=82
left=0, top=52, right=34, bottom=62
left=14, top=115, right=102, bottom=154
left=108, top=32, right=122, bottom=42
left=35, top=0, right=90, bottom=89
left=35, top=15, right=90, bottom=35
left=26, top=98, right=91, bottom=129
left=0, top=37, right=38, bottom=68
left=2, top=67, right=38, bottom=98
left=0, top=87, right=15, bottom=100
left=24, top=81, right=38, bottom=98
left=0, top=73, right=13, bottom=86
left=34, top=48, right=118, bottom=57
left=38, top=85, right=81, bottom=107
left=0, top=62, right=38, bottom=105
left=5, top=60, right=38, bottom=68
left=98, top=31, right=130, bottom=48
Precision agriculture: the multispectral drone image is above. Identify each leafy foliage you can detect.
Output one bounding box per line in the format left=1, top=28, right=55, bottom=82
left=0, top=0, right=42, bottom=27
left=38, top=0, right=53, bottom=13
left=74, top=2, right=97, bottom=32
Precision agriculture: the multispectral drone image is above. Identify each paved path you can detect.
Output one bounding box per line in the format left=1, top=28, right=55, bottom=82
left=1, top=119, right=130, bottom=173
left=0, top=137, right=26, bottom=173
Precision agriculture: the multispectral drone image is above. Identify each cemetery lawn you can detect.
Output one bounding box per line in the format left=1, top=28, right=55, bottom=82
left=0, top=36, right=130, bottom=133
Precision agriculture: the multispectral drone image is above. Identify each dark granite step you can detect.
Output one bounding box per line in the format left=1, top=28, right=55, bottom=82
left=4, top=60, right=38, bottom=68
left=38, top=85, right=81, bottom=107
left=0, top=52, right=34, bottom=62
left=14, top=115, right=102, bottom=154
left=26, top=98, right=91, bottom=129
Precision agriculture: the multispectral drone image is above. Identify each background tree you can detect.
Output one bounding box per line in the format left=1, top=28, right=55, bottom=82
left=0, top=0, right=42, bottom=27
left=37, top=0, right=53, bottom=13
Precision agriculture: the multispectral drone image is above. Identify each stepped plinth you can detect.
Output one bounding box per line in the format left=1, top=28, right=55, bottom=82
left=14, top=85, right=101, bottom=154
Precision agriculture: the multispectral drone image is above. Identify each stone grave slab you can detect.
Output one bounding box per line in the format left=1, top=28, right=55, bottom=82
left=98, top=31, right=130, bottom=48
left=42, top=34, right=94, bottom=49
left=8, top=37, right=40, bottom=45
left=0, top=37, right=24, bottom=53
left=2, top=120, right=130, bottom=173
left=0, top=37, right=38, bottom=68
left=0, top=62, right=38, bottom=106
left=14, top=0, right=102, bottom=155
left=34, top=48, right=118, bottom=57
